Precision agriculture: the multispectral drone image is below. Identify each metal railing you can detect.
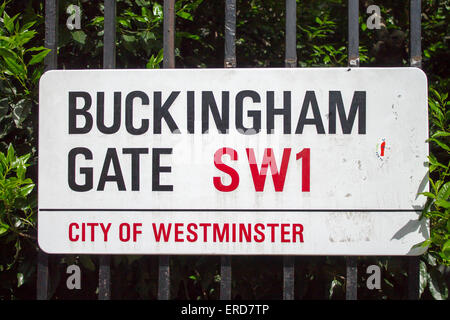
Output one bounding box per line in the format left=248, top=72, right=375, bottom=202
left=37, top=0, right=423, bottom=300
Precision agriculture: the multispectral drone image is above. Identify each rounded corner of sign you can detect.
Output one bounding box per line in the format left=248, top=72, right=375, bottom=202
left=39, top=69, right=59, bottom=86
left=37, top=237, right=55, bottom=255
left=410, top=67, right=428, bottom=86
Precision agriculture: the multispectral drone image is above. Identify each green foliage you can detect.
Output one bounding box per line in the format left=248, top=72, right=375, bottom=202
left=0, top=1, right=47, bottom=154
left=419, top=254, right=449, bottom=299
left=419, top=88, right=450, bottom=266
left=0, top=144, right=36, bottom=299
left=0, top=1, right=44, bottom=299
left=422, top=0, right=450, bottom=91
left=57, top=0, right=203, bottom=69
left=146, top=48, right=163, bottom=68
left=0, top=144, right=34, bottom=216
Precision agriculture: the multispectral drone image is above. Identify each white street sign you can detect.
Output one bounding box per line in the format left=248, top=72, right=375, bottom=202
left=38, top=68, right=429, bottom=255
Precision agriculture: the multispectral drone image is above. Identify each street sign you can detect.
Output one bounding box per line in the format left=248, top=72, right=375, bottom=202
left=38, top=67, right=429, bottom=255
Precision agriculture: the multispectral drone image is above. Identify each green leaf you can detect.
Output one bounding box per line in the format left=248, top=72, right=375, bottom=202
left=146, top=49, right=163, bottom=69
left=442, top=240, right=450, bottom=259
left=437, top=181, right=450, bottom=201
left=419, top=260, right=428, bottom=297
left=419, top=192, right=436, bottom=199
left=0, top=97, right=9, bottom=118
left=6, top=144, right=15, bottom=163
left=3, top=57, right=26, bottom=77
left=178, top=31, right=200, bottom=41
left=0, top=47, right=17, bottom=60
left=14, top=30, right=36, bottom=47
left=431, top=131, right=450, bottom=138
left=0, top=152, right=7, bottom=171
left=28, top=48, right=50, bottom=65
left=328, top=278, right=340, bottom=299
left=18, top=153, right=31, bottom=164
left=16, top=162, right=25, bottom=180
left=90, top=16, right=104, bottom=25
left=20, top=21, right=36, bottom=32
left=4, top=13, right=20, bottom=34
left=17, top=272, right=24, bottom=287
left=428, top=138, right=450, bottom=151
left=0, top=2, right=5, bottom=17
left=177, top=11, right=193, bottom=21
left=142, top=30, right=156, bottom=41
left=428, top=269, right=448, bottom=300
left=412, top=239, right=431, bottom=249
left=0, top=223, right=9, bottom=236
left=12, top=99, right=32, bottom=128
left=427, top=154, right=447, bottom=170
left=19, top=184, right=34, bottom=197
left=435, top=199, right=450, bottom=209
left=117, top=17, right=131, bottom=28
left=122, top=34, right=136, bottom=42
left=71, top=31, right=87, bottom=45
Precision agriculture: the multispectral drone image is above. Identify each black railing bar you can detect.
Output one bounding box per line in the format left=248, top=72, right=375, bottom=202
left=157, top=0, right=176, bottom=301
left=283, top=256, right=295, bottom=300
left=345, top=256, right=358, bottom=300
left=37, top=0, right=58, bottom=300
left=410, top=0, right=422, bottom=68
left=348, top=0, right=359, bottom=68
left=158, top=255, right=170, bottom=300
left=285, top=0, right=297, bottom=68
left=220, top=256, right=232, bottom=300
left=163, top=0, right=175, bottom=69
left=345, top=0, right=359, bottom=301
left=283, top=0, right=297, bottom=301
left=224, top=0, right=236, bottom=68
left=98, top=257, right=111, bottom=300
left=98, top=0, right=116, bottom=301
left=408, top=0, right=422, bottom=300
left=220, top=0, right=236, bottom=300
left=103, top=0, right=116, bottom=70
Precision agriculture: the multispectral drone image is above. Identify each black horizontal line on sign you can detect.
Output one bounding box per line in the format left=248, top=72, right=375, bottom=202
left=39, top=208, right=422, bottom=212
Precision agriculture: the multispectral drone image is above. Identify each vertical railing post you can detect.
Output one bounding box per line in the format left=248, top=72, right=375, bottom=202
left=158, top=255, right=170, bottom=300
left=410, top=0, right=422, bottom=69
left=220, top=256, right=232, bottom=300
left=158, top=0, right=175, bottom=301
left=283, top=0, right=297, bottom=301
left=346, top=0, right=359, bottom=300
left=408, top=0, right=422, bottom=300
left=348, top=0, right=359, bottom=68
left=285, top=0, right=297, bottom=68
left=283, top=256, right=295, bottom=300
left=36, top=250, right=49, bottom=300
left=163, top=0, right=176, bottom=69
left=103, top=0, right=116, bottom=70
left=44, top=0, right=58, bottom=72
left=98, top=256, right=111, bottom=299
left=37, top=0, right=58, bottom=300
left=98, top=0, right=116, bottom=300
left=220, top=0, right=236, bottom=300
left=224, top=0, right=236, bottom=68
left=345, top=256, right=357, bottom=300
